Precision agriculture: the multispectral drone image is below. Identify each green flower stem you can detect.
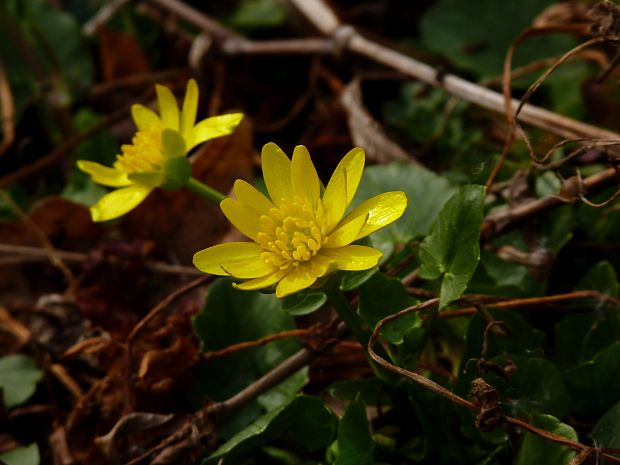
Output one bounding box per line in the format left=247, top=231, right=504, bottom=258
left=186, top=177, right=227, bottom=204
left=325, top=287, right=370, bottom=350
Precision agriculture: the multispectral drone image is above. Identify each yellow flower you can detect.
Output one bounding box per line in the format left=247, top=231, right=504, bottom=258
left=193, top=143, right=407, bottom=298
left=77, top=79, right=243, bottom=222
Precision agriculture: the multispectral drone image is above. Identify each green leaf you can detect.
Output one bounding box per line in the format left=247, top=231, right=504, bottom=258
left=565, top=341, right=620, bottom=416
left=419, top=185, right=485, bottom=309
left=228, top=0, right=289, bottom=31
left=420, top=0, right=576, bottom=80
left=192, top=278, right=304, bottom=438
left=506, top=357, right=570, bottom=419
left=358, top=272, right=420, bottom=345
left=334, top=399, right=374, bottom=465
left=0, top=354, right=43, bottom=409
left=458, top=310, right=545, bottom=378
left=515, top=414, right=576, bottom=465
left=339, top=268, right=379, bottom=292
left=0, top=443, right=40, bottom=465
left=555, top=262, right=620, bottom=368
left=328, top=379, right=392, bottom=407
left=590, top=400, right=620, bottom=455
left=204, top=396, right=337, bottom=464
left=282, top=289, right=327, bottom=316
left=8, top=0, right=93, bottom=99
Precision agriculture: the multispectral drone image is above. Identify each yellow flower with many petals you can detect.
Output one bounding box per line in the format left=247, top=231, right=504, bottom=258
left=77, top=79, right=243, bottom=222
left=193, top=143, right=407, bottom=298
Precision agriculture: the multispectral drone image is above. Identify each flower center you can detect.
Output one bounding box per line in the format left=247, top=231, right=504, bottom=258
left=114, top=127, right=163, bottom=173
left=257, top=197, right=327, bottom=270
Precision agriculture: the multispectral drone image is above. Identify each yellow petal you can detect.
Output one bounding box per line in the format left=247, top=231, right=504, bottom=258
left=262, top=142, right=292, bottom=206
left=319, top=245, right=382, bottom=271
left=234, top=269, right=290, bottom=291
left=275, top=263, right=318, bottom=298
left=233, top=179, right=274, bottom=215
left=220, top=198, right=261, bottom=241
left=77, top=160, right=131, bottom=187
left=308, top=254, right=337, bottom=278
left=322, top=147, right=365, bottom=231
left=131, top=104, right=161, bottom=130
left=90, top=185, right=152, bottom=222
left=324, top=211, right=367, bottom=248
left=156, top=84, right=180, bottom=131
left=342, top=191, right=407, bottom=240
left=180, top=79, right=198, bottom=141
left=187, top=113, right=243, bottom=150
left=291, top=145, right=320, bottom=207
left=193, top=242, right=276, bottom=278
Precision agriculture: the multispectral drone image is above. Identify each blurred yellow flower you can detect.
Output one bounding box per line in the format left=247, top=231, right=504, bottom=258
left=193, top=143, right=407, bottom=298
left=77, top=79, right=243, bottom=221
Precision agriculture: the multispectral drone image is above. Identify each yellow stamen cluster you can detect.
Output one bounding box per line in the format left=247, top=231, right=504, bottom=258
left=258, top=197, right=327, bottom=270
left=114, top=128, right=163, bottom=173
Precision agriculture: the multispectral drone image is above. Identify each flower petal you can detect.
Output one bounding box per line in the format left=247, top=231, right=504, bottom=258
left=77, top=160, right=131, bottom=187
left=262, top=142, right=292, bottom=206
left=220, top=198, right=262, bottom=241
left=341, top=191, right=408, bottom=241
left=131, top=104, right=161, bottom=130
left=275, top=263, right=318, bottom=298
left=193, top=242, right=275, bottom=278
left=233, top=269, right=290, bottom=291
left=180, top=79, right=198, bottom=141
left=187, top=113, right=243, bottom=150
left=291, top=145, right=320, bottom=207
left=324, top=211, right=367, bottom=248
left=322, top=147, right=365, bottom=231
left=308, top=254, right=337, bottom=277
left=156, top=84, right=180, bottom=131
left=319, top=245, right=382, bottom=271
left=90, top=185, right=152, bottom=222
left=233, top=179, right=274, bottom=215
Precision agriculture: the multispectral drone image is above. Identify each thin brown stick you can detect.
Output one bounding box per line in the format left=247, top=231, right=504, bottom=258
left=123, top=321, right=347, bottom=465
left=439, top=290, right=620, bottom=319
left=288, top=0, right=620, bottom=142
left=482, top=166, right=618, bottom=238
left=0, top=53, right=15, bottom=157
left=0, top=191, right=76, bottom=289
left=367, top=298, right=620, bottom=463
left=203, top=327, right=319, bottom=361
left=0, top=243, right=202, bottom=276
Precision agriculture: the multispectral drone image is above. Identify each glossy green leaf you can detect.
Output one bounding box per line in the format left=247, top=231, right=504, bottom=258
left=506, top=357, right=570, bottom=419
left=334, top=399, right=374, bottom=465
left=565, top=341, right=620, bottom=417
left=358, top=272, right=420, bottom=345
left=204, top=396, right=337, bottom=464
left=555, top=262, right=620, bottom=368
left=590, top=400, right=620, bottom=455
left=192, top=278, right=304, bottom=438
left=328, top=379, right=392, bottom=407
left=339, top=268, right=379, bottom=292
left=420, top=0, right=576, bottom=79
left=515, top=414, right=576, bottom=465
left=0, top=443, right=40, bottom=465
left=0, top=354, right=43, bottom=409
left=282, top=289, right=327, bottom=316
left=419, top=185, right=485, bottom=309
left=229, top=0, right=288, bottom=30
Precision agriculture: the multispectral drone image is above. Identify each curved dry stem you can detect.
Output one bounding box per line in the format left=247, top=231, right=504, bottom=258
left=367, top=297, right=620, bottom=463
